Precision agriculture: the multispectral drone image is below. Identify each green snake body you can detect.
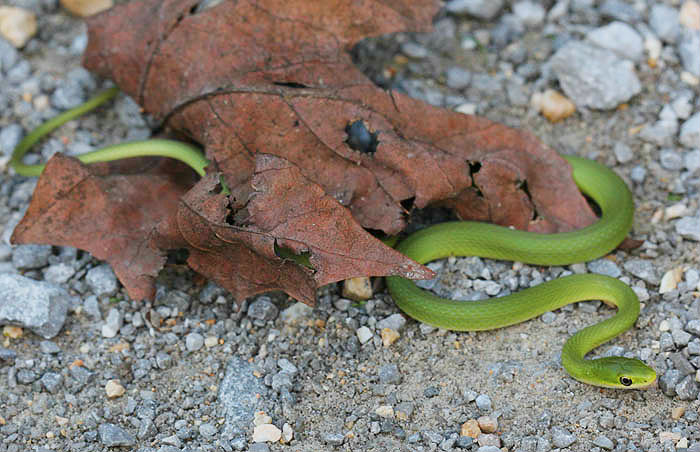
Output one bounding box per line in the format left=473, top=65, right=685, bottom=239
left=387, top=156, right=656, bottom=389
left=12, top=89, right=656, bottom=389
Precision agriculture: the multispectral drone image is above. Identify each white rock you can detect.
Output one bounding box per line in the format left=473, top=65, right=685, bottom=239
left=375, top=405, right=394, bottom=418
left=252, top=424, right=281, bottom=443
left=254, top=411, right=273, bottom=426
left=279, top=302, right=313, bottom=324
left=282, top=423, right=294, bottom=443
left=665, top=203, right=688, bottom=220
left=60, top=0, right=114, bottom=18
left=0, top=6, right=37, bottom=48
left=105, top=379, right=126, bottom=398
left=680, top=0, right=700, bottom=30
left=660, top=268, right=684, bottom=294
left=356, top=326, right=373, bottom=344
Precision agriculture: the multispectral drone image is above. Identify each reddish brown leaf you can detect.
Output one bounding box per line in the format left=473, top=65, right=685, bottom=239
left=11, top=155, right=197, bottom=300
left=13, top=0, right=600, bottom=304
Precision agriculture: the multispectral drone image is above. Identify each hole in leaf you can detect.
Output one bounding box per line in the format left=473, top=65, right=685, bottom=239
left=273, top=81, right=308, bottom=89
left=400, top=196, right=415, bottom=212
left=467, top=160, right=483, bottom=197
left=516, top=179, right=538, bottom=221
left=274, top=242, right=313, bottom=270
left=345, top=120, right=379, bottom=154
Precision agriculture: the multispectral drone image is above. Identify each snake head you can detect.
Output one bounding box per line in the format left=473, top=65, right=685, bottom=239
left=591, top=357, right=657, bottom=389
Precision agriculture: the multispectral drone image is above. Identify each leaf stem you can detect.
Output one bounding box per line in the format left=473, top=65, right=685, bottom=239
left=10, top=87, right=209, bottom=177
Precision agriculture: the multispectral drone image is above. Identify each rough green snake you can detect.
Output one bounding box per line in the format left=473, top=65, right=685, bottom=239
left=386, top=156, right=656, bottom=389
left=12, top=88, right=656, bottom=389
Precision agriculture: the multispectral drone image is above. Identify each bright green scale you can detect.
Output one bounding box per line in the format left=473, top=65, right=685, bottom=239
left=12, top=89, right=656, bottom=389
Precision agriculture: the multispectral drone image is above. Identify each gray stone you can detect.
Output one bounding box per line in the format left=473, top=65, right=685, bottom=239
left=12, top=244, right=52, bottom=269
left=378, top=363, right=402, bottom=384
left=0, top=37, right=19, bottom=72
left=685, top=149, right=700, bottom=172
left=40, top=371, right=63, bottom=394
left=16, top=369, right=38, bottom=384
left=660, top=149, right=684, bottom=170
left=475, top=394, right=492, bottom=411
left=199, top=423, right=217, bottom=438
left=512, top=1, right=545, bottom=27
left=376, top=313, right=407, bottom=331
left=115, top=94, right=148, bottom=128
left=613, top=142, right=634, bottom=163
left=0, top=123, right=23, bottom=156
left=446, top=66, right=472, bottom=90
left=102, top=308, right=122, bottom=338
left=185, top=332, right=204, bottom=351
left=679, top=29, right=700, bottom=77
left=446, top=0, right=504, bottom=20
left=599, top=0, right=642, bottom=23
left=83, top=295, right=101, bottom=321
left=98, top=423, right=136, bottom=447
left=44, top=263, right=76, bottom=285
left=587, top=259, right=621, bottom=278
left=649, top=4, right=680, bottom=43
left=680, top=113, right=699, bottom=149
left=639, top=119, right=678, bottom=147
left=622, top=259, right=658, bottom=284
left=676, top=216, right=700, bottom=241
left=592, top=435, right=614, bottom=450
left=322, top=432, right=345, bottom=445
left=247, top=296, right=279, bottom=322
left=249, top=444, right=270, bottom=452
left=551, top=426, right=576, bottom=448
left=550, top=41, right=641, bottom=109
left=475, top=446, right=500, bottom=452
left=0, top=347, right=17, bottom=361
left=155, top=352, right=172, bottom=369
left=676, top=375, right=699, bottom=400
left=51, top=80, right=87, bottom=110
left=271, top=371, right=292, bottom=390
left=629, top=165, right=646, bottom=183
left=586, top=21, right=643, bottom=62
left=277, top=358, right=298, bottom=375
left=159, top=290, right=191, bottom=313
left=6, top=60, right=30, bottom=84
left=686, top=319, right=700, bottom=336
left=39, top=340, right=61, bottom=354
left=85, top=264, right=118, bottom=297
left=219, top=357, right=267, bottom=438
left=422, top=430, right=443, bottom=444
left=659, top=369, right=681, bottom=396
left=0, top=273, right=69, bottom=338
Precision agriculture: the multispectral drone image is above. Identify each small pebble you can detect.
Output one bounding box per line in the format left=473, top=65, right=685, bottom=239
left=356, top=326, right=373, bottom=344
left=461, top=419, right=481, bottom=438
left=281, top=423, right=294, bottom=443
left=680, top=1, right=700, bottom=29
left=59, top=0, right=114, bottom=18
left=475, top=394, right=492, bottom=411
left=185, top=332, right=204, bottom=351
left=551, top=426, right=576, bottom=448
left=105, top=379, right=125, bottom=398
left=660, top=267, right=684, bottom=294
left=254, top=411, right=273, bottom=426
left=477, top=416, right=497, bottom=433
left=592, top=435, right=614, bottom=450
left=101, top=308, right=122, bottom=338
left=98, top=423, right=136, bottom=447
left=376, top=313, right=406, bottom=331
left=252, top=424, right=281, bottom=443
left=380, top=328, right=400, bottom=347
left=0, top=6, right=37, bottom=48
left=375, top=405, right=394, bottom=418
left=322, top=432, right=345, bottom=445
left=378, top=363, right=402, bottom=384
left=342, top=277, right=372, bottom=301
left=676, top=216, right=700, bottom=241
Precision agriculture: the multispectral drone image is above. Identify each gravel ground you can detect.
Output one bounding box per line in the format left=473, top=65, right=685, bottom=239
left=1, top=1, right=700, bottom=451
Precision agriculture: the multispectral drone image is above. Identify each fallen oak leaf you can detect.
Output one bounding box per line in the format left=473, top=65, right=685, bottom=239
left=11, top=155, right=197, bottom=301
left=154, top=153, right=433, bottom=305
left=13, top=0, right=603, bottom=304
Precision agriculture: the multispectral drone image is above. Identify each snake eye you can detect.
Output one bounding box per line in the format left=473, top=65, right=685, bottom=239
left=619, top=376, right=633, bottom=386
